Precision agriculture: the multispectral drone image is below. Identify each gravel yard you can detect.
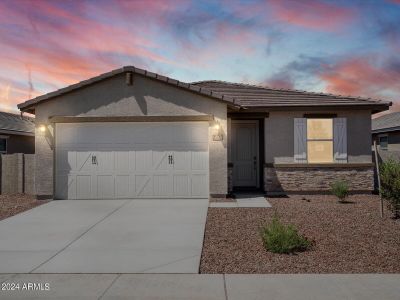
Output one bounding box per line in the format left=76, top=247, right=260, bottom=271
left=201, top=194, right=400, bottom=273
left=0, top=194, right=49, bottom=221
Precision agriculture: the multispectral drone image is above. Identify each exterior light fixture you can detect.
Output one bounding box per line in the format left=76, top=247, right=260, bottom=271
left=38, top=125, right=46, bottom=133
left=212, top=121, right=223, bottom=141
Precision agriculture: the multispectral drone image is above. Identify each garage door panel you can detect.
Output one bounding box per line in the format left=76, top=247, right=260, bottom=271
left=153, top=175, right=172, bottom=197
left=191, top=151, right=208, bottom=170
left=191, top=124, right=209, bottom=143
left=76, top=151, right=94, bottom=172
left=191, top=174, right=208, bottom=197
left=115, top=175, right=130, bottom=198
left=135, top=151, right=153, bottom=172
left=134, top=124, right=170, bottom=144
left=76, top=175, right=92, bottom=199
left=96, top=151, right=115, bottom=172
left=56, top=122, right=209, bottom=199
left=152, top=151, right=169, bottom=171
left=173, top=151, right=189, bottom=171
left=97, top=175, right=114, bottom=199
left=171, top=124, right=193, bottom=144
left=173, top=174, right=189, bottom=196
left=136, top=175, right=152, bottom=197
left=115, top=151, right=129, bottom=172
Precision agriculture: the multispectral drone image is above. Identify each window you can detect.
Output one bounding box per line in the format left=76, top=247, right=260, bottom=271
left=379, top=135, right=388, bottom=150
left=307, top=118, right=333, bottom=163
left=0, top=138, right=6, bottom=153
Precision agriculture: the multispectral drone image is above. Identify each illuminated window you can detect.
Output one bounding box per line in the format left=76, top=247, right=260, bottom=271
left=307, top=119, right=333, bottom=163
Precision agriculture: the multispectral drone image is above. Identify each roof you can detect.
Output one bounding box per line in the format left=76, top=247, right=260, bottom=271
left=192, top=80, right=391, bottom=111
left=372, top=112, right=400, bottom=133
left=18, top=66, right=391, bottom=114
left=0, top=111, right=35, bottom=135
left=18, top=66, right=240, bottom=113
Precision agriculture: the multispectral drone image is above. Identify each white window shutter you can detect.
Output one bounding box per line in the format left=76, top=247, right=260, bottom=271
left=294, top=118, right=307, bottom=163
left=334, top=118, right=347, bottom=163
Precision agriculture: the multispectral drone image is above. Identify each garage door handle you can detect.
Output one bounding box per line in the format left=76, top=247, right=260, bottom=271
left=168, top=155, right=174, bottom=165
left=92, top=155, right=97, bottom=165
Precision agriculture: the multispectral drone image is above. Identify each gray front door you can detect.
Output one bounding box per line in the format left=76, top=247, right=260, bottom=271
left=231, top=120, right=259, bottom=187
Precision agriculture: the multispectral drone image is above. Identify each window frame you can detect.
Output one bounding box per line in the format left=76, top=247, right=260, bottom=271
left=306, top=118, right=334, bottom=163
left=378, top=134, right=388, bottom=151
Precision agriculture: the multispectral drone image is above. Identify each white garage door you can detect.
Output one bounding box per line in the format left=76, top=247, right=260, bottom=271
left=55, top=122, right=209, bottom=199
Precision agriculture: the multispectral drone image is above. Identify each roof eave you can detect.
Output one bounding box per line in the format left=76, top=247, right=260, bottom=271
left=240, top=103, right=391, bottom=112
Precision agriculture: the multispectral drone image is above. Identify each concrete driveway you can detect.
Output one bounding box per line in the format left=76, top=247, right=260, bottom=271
left=0, top=199, right=208, bottom=273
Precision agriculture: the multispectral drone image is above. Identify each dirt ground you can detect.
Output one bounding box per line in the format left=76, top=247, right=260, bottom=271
left=201, top=194, right=400, bottom=273
left=0, top=194, right=49, bottom=221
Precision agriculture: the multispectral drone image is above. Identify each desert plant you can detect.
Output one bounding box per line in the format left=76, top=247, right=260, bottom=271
left=331, top=179, right=349, bottom=203
left=380, top=158, right=400, bottom=218
left=260, top=216, right=311, bottom=254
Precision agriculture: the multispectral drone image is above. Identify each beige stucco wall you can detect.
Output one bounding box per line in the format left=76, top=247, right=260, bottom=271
left=34, top=73, right=227, bottom=197
left=264, top=110, right=372, bottom=164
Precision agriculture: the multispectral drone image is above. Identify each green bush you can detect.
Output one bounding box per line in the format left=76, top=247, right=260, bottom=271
left=260, top=216, right=311, bottom=254
left=330, top=179, right=349, bottom=203
left=380, top=158, right=400, bottom=218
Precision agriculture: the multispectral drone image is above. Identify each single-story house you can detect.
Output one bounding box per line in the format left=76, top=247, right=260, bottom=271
left=372, top=112, right=400, bottom=161
left=0, top=111, right=35, bottom=154
left=17, top=66, right=391, bottom=199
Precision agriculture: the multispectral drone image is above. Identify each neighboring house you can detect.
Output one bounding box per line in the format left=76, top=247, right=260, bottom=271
left=17, top=66, right=391, bottom=199
left=0, top=111, right=35, bottom=154
left=372, top=112, right=400, bottom=161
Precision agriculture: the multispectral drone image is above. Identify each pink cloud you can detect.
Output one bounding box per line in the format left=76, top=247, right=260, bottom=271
left=269, top=0, right=355, bottom=31
left=319, top=56, right=400, bottom=101
left=0, top=0, right=188, bottom=111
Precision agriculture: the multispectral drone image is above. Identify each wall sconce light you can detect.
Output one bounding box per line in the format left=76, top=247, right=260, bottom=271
left=38, top=124, right=46, bottom=133
left=212, top=121, right=223, bottom=141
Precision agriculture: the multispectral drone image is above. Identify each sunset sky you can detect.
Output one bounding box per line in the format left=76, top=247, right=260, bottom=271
left=1, top=0, right=400, bottom=113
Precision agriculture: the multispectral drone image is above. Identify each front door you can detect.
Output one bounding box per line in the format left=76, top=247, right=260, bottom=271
left=231, top=120, right=259, bottom=188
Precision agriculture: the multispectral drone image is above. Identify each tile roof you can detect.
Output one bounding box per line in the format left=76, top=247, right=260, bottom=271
left=0, top=111, right=35, bottom=135
left=17, top=66, right=391, bottom=113
left=372, top=112, right=400, bottom=132
left=191, top=80, right=391, bottom=109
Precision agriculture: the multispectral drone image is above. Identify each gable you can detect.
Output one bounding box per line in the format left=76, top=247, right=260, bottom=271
left=33, top=73, right=227, bottom=122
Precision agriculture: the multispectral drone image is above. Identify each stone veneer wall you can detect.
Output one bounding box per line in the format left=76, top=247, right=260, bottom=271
left=264, top=165, right=374, bottom=193
left=228, top=164, right=233, bottom=194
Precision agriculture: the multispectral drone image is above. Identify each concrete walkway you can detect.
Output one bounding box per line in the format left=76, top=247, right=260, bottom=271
left=0, top=274, right=399, bottom=299
left=210, top=193, right=272, bottom=208
left=0, top=199, right=208, bottom=273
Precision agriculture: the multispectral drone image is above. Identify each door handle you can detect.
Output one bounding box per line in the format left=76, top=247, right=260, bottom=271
left=92, top=155, right=97, bottom=165
left=168, top=155, right=174, bottom=165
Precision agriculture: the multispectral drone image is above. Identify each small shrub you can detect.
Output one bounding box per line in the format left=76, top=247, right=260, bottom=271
left=380, top=158, right=400, bottom=218
left=331, top=179, right=349, bottom=203
left=260, top=216, right=311, bottom=254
